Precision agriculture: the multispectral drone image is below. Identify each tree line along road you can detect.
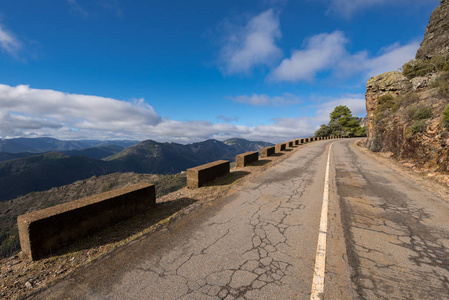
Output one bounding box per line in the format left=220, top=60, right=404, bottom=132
left=29, top=139, right=449, bottom=299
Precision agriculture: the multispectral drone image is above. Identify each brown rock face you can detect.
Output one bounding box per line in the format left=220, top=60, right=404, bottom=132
left=416, top=0, right=449, bottom=59
left=365, top=70, right=449, bottom=173
left=365, top=0, right=449, bottom=174
left=365, top=71, right=411, bottom=146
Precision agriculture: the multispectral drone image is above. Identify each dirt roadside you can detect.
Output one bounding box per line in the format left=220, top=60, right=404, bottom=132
left=355, top=138, right=449, bottom=202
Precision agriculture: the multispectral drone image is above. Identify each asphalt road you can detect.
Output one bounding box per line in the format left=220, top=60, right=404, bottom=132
left=29, top=139, right=449, bottom=299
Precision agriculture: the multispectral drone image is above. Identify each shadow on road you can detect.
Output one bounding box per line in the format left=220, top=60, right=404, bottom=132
left=248, top=159, right=271, bottom=167
left=208, top=171, right=250, bottom=187
left=269, top=153, right=284, bottom=157
left=53, top=197, right=198, bottom=257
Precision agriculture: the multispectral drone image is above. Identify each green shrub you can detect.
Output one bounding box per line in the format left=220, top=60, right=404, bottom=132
left=442, top=104, right=449, bottom=128
left=396, top=93, right=420, bottom=109
left=438, top=73, right=449, bottom=97
left=354, top=126, right=367, bottom=137
left=444, top=60, right=449, bottom=72
left=407, top=106, right=433, bottom=122
left=0, top=231, right=20, bottom=259
left=413, top=107, right=433, bottom=120
left=411, top=120, right=427, bottom=133
left=377, top=94, right=395, bottom=112
left=406, top=106, right=417, bottom=121
left=430, top=77, right=441, bottom=88
left=402, top=55, right=449, bottom=79
left=315, top=124, right=332, bottom=138
left=402, top=59, right=435, bottom=79
left=430, top=55, right=446, bottom=71
left=102, top=181, right=118, bottom=192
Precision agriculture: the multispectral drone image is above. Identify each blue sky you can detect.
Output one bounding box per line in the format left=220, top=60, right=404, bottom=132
left=0, top=0, right=440, bottom=143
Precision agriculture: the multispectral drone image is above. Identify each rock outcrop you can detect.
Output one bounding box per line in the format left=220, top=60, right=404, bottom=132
left=416, top=0, right=449, bottom=59
left=365, top=1, right=449, bottom=173
left=365, top=71, right=448, bottom=172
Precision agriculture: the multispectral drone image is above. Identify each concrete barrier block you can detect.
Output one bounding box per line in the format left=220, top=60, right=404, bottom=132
left=236, top=151, right=259, bottom=167
left=18, top=183, right=156, bottom=260
left=275, top=143, right=286, bottom=152
left=287, top=141, right=294, bottom=148
left=260, top=146, right=275, bottom=158
left=187, top=160, right=230, bottom=189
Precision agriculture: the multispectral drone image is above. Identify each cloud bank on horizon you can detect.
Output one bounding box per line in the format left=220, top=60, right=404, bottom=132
left=0, top=83, right=365, bottom=143
left=0, top=0, right=437, bottom=143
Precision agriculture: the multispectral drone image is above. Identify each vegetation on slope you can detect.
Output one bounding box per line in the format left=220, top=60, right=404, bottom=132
left=0, top=172, right=186, bottom=259
left=315, top=105, right=367, bottom=138
left=366, top=68, right=449, bottom=173
left=0, top=138, right=272, bottom=203
left=402, top=55, right=449, bottom=79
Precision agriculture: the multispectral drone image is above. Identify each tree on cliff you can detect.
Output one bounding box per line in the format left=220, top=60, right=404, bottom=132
left=315, top=105, right=367, bottom=137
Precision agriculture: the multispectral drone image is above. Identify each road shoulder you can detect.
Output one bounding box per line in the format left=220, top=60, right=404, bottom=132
left=354, top=139, right=449, bottom=202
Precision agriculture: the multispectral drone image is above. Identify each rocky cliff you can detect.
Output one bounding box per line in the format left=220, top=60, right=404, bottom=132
left=365, top=0, right=449, bottom=173
left=416, top=0, right=449, bottom=60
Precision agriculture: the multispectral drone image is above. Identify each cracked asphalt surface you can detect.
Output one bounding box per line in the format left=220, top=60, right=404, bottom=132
left=334, top=141, right=449, bottom=299
left=28, top=139, right=449, bottom=299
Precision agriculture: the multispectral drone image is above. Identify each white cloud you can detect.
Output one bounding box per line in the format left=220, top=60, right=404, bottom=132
left=245, top=117, right=317, bottom=142
left=0, top=84, right=366, bottom=144
left=67, top=0, right=123, bottom=17
left=232, top=95, right=367, bottom=143
left=270, top=31, right=347, bottom=82
left=314, top=95, right=366, bottom=124
left=0, top=24, right=21, bottom=56
left=270, top=30, right=419, bottom=83
left=217, top=115, right=239, bottom=123
left=219, top=9, right=282, bottom=75
left=0, top=83, right=319, bottom=143
left=335, top=41, right=420, bottom=78
left=363, top=42, right=420, bottom=77
left=67, top=0, right=89, bottom=16
left=326, top=0, right=388, bottom=18
left=0, top=84, right=161, bottom=139
left=325, top=0, right=436, bottom=18
left=98, top=0, right=122, bottom=17
left=228, top=93, right=301, bottom=106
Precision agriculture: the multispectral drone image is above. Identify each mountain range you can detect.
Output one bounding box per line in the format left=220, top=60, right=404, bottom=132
left=0, top=137, right=138, bottom=154
left=0, top=137, right=273, bottom=202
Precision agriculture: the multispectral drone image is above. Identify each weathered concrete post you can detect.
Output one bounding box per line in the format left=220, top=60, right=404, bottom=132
left=260, top=146, right=275, bottom=158
left=275, top=143, right=286, bottom=152
left=18, top=183, right=156, bottom=260
left=236, top=151, right=259, bottom=167
left=187, top=160, right=230, bottom=189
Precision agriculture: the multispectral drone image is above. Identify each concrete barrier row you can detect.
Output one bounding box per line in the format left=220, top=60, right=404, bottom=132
left=17, top=134, right=346, bottom=260
left=187, top=135, right=349, bottom=187
left=187, top=135, right=348, bottom=188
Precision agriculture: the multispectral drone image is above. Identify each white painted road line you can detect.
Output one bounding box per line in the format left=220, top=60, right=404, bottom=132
left=310, top=142, right=333, bottom=300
